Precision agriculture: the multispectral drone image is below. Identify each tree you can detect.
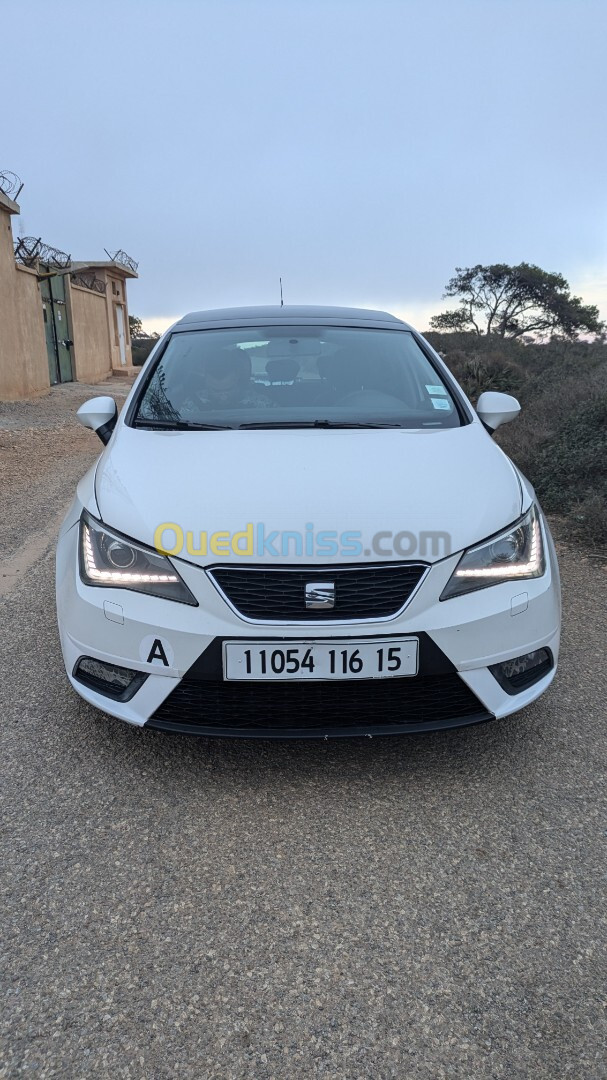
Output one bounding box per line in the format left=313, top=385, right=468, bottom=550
left=129, top=314, right=144, bottom=339
left=430, top=263, right=604, bottom=340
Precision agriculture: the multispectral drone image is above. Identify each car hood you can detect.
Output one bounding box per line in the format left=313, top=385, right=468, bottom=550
left=94, top=423, right=523, bottom=566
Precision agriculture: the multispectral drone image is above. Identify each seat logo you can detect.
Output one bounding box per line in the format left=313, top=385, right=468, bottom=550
left=305, top=582, right=335, bottom=609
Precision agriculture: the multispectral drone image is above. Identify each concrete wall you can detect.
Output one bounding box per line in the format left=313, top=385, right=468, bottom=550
left=106, top=272, right=134, bottom=372
left=0, top=190, right=137, bottom=400
left=0, top=199, right=49, bottom=401
left=68, top=283, right=113, bottom=383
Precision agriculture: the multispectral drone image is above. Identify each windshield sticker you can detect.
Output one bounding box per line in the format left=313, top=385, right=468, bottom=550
left=431, top=397, right=451, bottom=410
left=425, top=385, right=447, bottom=396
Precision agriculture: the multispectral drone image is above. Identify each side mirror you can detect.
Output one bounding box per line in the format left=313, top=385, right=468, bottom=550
left=76, top=396, right=118, bottom=445
left=476, top=391, right=521, bottom=433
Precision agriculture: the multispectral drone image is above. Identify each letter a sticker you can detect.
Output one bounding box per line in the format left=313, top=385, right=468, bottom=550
left=139, top=635, right=174, bottom=668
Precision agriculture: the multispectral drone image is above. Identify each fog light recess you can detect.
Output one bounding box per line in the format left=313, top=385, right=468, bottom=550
left=489, top=648, right=553, bottom=695
left=73, top=657, right=148, bottom=701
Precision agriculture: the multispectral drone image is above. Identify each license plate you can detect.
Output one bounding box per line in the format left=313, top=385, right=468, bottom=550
left=223, top=638, right=418, bottom=681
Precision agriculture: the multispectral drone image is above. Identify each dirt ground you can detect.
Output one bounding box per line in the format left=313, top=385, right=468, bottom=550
left=0, top=380, right=133, bottom=565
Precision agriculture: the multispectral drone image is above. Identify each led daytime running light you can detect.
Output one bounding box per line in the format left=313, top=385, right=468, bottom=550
left=454, top=516, right=541, bottom=579
left=83, top=524, right=179, bottom=584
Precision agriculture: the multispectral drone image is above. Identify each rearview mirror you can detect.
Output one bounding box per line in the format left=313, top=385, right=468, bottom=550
left=76, top=396, right=118, bottom=444
left=476, top=391, right=521, bottom=433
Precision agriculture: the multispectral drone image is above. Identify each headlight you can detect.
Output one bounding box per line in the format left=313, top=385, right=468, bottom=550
left=440, top=505, right=545, bottom=600
left=79, top=511, right=197, bottom=605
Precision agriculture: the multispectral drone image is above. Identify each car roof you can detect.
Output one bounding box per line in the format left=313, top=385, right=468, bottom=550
left=172, top=305, right=413, bottom=332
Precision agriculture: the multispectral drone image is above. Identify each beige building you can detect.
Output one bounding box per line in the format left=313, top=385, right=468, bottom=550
left=0, top=183, right=138, bottom=401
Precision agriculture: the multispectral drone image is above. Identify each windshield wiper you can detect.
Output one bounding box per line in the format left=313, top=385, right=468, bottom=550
left=134, top=419, right=233, bottom=431
left=239, top=420, right=403, bottom=430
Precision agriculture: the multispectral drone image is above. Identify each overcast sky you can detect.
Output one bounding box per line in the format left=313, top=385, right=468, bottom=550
left=2, top=0, right=606, bottom=333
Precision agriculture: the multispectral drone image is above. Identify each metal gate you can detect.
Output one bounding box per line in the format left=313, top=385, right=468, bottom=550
left=39, top=269, right=73, bottom=385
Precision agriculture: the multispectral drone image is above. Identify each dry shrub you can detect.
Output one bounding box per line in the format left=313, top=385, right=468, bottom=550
left=426, top=332, right=607, bottom=547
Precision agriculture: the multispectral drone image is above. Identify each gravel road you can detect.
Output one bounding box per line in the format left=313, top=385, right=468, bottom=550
left=1, top=385, right=606, bottom=1079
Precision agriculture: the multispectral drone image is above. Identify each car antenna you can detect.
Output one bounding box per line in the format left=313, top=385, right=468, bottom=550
left=279, top=277, right=284, bottom=307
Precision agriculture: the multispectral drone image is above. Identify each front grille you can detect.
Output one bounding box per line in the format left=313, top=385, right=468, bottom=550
left=207, top=563, right=427, bottom=621
left=148, top=673, right=490, bottom=736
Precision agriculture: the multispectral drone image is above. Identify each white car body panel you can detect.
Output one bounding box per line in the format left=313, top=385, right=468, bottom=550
left=94, top=422, right=522, bottom=566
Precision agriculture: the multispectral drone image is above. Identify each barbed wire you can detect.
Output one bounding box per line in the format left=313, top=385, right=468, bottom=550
left=14, top=237, right=71, bottom=269
left=71, top=271, right=107, bottom=293
left=104, top=248, right=139, bottom=273
left=0, top=171, right=24, bottom=200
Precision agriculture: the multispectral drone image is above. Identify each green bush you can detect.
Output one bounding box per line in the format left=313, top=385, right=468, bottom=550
left=531, top=394, right=607, bottom=543
left=131, top=337, right=158, bottom=367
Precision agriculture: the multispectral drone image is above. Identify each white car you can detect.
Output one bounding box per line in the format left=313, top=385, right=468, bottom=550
left=56, top=306, right=560, bottom=737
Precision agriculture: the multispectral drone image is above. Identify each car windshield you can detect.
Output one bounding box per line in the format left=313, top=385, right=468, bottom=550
left=133, top=326, right=463, bottom=430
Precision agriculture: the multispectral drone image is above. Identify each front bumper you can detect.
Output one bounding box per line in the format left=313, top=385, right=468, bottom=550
left=56, top=514, right=561, bottom=738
